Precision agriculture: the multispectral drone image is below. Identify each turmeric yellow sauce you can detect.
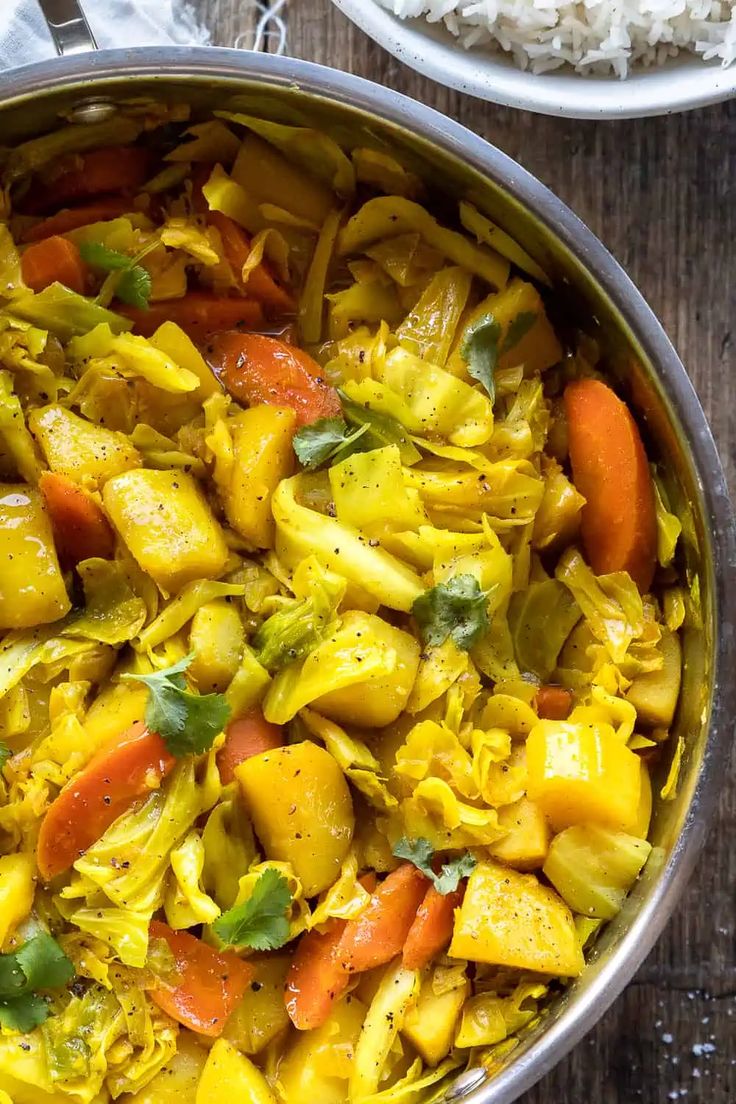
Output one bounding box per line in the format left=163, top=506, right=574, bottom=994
left=0, top=104, right=686, bottom=1103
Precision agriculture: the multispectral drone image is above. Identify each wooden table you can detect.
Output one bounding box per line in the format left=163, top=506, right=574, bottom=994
left=195, top=3, right=735, bottom=1099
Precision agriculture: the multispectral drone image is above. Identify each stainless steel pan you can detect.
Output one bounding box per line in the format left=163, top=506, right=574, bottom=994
left=0, top=25, right=734, bottom=1104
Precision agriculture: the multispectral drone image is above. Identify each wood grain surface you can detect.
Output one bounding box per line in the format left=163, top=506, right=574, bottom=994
left=194, top=3, right=735, bottom=1099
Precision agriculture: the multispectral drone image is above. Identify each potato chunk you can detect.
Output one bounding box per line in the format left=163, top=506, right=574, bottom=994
left=222, top=953, right=291, bottom=1054
left=236, top=740, right=354, bottom=896
left=189, top=599, right=245, bottom=692
left=223, top=404, right=296, bottom=549
left=449, top=860, right=583, bottom=977
left=28, top=404, right=140, bottom=487
left=102, top=469, right=228, bottom=594
left=0, top=485, right=70, bottom=628
left=402, top=974, right=469, bottom=1065
left=125, top=1032, right=206, bottom=1104
left=0, top=853, right=36, bottom=947
left=526, top=719, right=642, bottom=833
left=277, top=996, right=366, bottom=1104
left=196, top=1039, right=277, bottom=1104
left=543, top=823, right=652, bottom=920
left=490, top=797, right=551, bottom=870
left=625, top=627, right=682, bottom=727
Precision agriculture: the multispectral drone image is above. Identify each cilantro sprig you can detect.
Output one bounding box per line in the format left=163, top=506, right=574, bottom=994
left=412, top=574, right=492, bottom=651
left=0, top=933, right=74, bottom=1032
left=79, top=241, right=152, bottom=310
left=212, top=869, right=292, bottom=952
left=121, top=654, right=230, bottom=757
left=0, top=741, right=11, bottom=769
left=292, top=417, right=368, bottom=471
left=461, top=310, right=537, bottom=403
left=339, top=390, right=421, bottom=465
left=393, top=837, right=476, bottom=896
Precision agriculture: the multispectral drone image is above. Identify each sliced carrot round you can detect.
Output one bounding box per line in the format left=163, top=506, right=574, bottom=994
left=217, top=710, right=283, bottom=785
left=39, top=471, right=115, bottom=568
left=148, top=920, right=253, bottom=1037
left=120, top=293, right=264, bottom=341
left=402, top=884, right=462, bottom=971
left=36, top=724, right=174, bottom=881
left=335, top=863, right=428, bottom=974
left=564, top=378, right=656, bottom=591
left=208, top=332, right=342, bottom=426
left=285, top=920, right=350, bottom=1031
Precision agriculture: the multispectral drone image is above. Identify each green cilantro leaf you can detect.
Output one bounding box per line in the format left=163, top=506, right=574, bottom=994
left=412, top=574, right=492, bottom=651
left=0, top=992, right=49, bottom=1033
left=461, top=313, right=501, bottom=403
left=393, top=836, right=434, bottom=877
left=0, top=741, right=11, bottom=769
left=338, top=390, right=421, bottom=465
left=115, top=265, right=153, bottom=310
left=15, top=933, right=75, bottom=991
left=393, top=837, right=477, bottom=896
left=433, top=852, right=477, bottom=894
left=121, top=653, right=231, bottom=757
left=212, top=868, right=292, bottom=951
left=79, top=241, right=152, bottom=310
left=0, top=933, right=74, bottom=1033
left=292, top=416, right=368, bottom=471
left=501, top=311, right=537, bottom=356
left=78, top=242, right=132, bottom=271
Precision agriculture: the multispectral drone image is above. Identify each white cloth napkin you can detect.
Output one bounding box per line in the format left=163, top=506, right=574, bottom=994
left=0, top=0, right=211, bottom=70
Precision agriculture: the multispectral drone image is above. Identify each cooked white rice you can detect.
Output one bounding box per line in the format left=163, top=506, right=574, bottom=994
left=378, top=0, right=736, bottom=76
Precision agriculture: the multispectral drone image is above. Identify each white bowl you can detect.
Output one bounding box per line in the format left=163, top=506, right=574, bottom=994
left=331, top=0, right=736, bottom=118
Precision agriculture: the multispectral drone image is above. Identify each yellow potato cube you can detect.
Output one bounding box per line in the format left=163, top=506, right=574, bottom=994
left=28, top=404, right=140, bottom=487
left=278, top=996, right=366, bottom=1104
left=102, top=469, right=228, bottom=594
left=222, top=953, right=291, bottom=1054
left=196, top=1039, right=277, bottom=1104
left=125, top=1033, right=207, bottom=1104
left=0, top=485, right=70, bottom=629
left=236, top=741, right=354, bottom=896
left=188, top=599, right=245, bottom=693
left=526, top=719, right=642, bottom=833
left=0, top=853, right=35, bottom=948
left=490, top=797, right=551, bottom=870
left=223, top=404, right=296, bottom=549
left=449, top=860, right=583, bottom=977
left=402, top=975, right=469, bottom=1065
left=626, top=627, right=682, bottom=728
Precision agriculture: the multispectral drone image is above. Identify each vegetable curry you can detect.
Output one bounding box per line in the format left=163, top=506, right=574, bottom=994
left=0, top=103, right=686, bottom=1103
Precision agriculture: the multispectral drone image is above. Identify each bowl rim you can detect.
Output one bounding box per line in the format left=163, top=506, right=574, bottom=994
left=0, top=46, right=734, bottom=1103
left=331, top=0, right=736, bottom=119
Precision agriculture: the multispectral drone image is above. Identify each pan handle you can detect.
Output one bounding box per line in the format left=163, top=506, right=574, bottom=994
left=36, top=0, right=98, bottom=56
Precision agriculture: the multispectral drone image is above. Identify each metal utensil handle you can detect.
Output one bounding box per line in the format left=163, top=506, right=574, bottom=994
left=36, top=0, right=98, bottom=56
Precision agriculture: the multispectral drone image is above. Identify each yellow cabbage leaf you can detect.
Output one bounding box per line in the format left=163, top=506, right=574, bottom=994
left=68, top=323, right=199, bottom=393
left=338, top=196, right=509, bottom=289
left=272, top=475, right=424, bottom=613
